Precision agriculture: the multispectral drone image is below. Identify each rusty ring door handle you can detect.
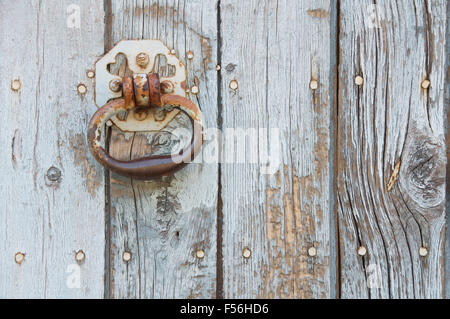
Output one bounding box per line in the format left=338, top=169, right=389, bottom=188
left=87, top=74, right=204, bottom=179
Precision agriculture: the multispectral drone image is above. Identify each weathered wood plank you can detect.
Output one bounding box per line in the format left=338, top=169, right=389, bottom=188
left=220, top=0, right=334, bottom=298
left=107, top=0, right=218, bottom=298
left=444, top=0, right=450, bottom=299
left=0, top=0, right=105, bottom=298
left=337, top=0, right=447, bottom=298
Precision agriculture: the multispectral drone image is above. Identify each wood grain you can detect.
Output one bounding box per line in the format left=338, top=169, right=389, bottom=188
left=107, top=0, right=219, bottom=298
left=444, top=0, right=450, bottom=299
left=337, top=0, right=447, bottom=298
left=220, top=0, right=334, bottom=298
left=0, top=0, right=105, bottom=298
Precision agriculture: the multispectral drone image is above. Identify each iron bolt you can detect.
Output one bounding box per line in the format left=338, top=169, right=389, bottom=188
left=136, top=52, right=150, bottom=68
left=160, top=81, right=174, bottom=94
left=109, top=79, right=122, bottom=92
left=154, top=109, right=166, bottom=121
left=133, top=108, right=148, bottom=121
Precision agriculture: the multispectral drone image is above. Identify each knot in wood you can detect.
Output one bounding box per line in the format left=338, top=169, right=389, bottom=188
left=402, top=137, right=445, bottom=210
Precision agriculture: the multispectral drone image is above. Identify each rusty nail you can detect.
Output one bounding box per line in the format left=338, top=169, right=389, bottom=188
left=419, top=247, right=428, bottom=257
left=86, top=70, right=95, bottom=78
left=308, top=247, right=317, bottom=257
left=170, top=49, right=176, bottom=55
left=15, top=252, right=25, bottom=264
left=196, top=249, right=205, bottom=259
left=11, top=79, right=21, bottom=91
left=77, top=83, right=87, bottom=94
left=109, top=79, right=122, bottom=92
left=122, top=251, right=132, bottom=262
left=190, top=86, right=199, bottom=94
left=106, top=120, right=113, bottom=127
left=136, top=52, right=150, bottom=68
left=421, top=79, right=430, bottom=89
left=187, top=51, right=194, bottom=60
left=310, top=80, right=319, bottom=90
left=357, top=246, right=367, bottom=256
left=229, top=80, right=238, bottom=90
left=160, top=80, right=174, bottom=94
left=75, top=250, right=85, bottom=263
left=46, top=166, right=61, bottom=182
left=242, top=247, right=251, bottom=259
left=216, top=64, right=221, bottom=71
left=355, top=76, right=364, bottom=86
left=133, top=108, right=148, bottom=121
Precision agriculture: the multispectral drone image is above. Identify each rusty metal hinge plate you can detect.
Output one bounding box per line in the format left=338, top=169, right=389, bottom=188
left=95, top=40, right=187, bottom=132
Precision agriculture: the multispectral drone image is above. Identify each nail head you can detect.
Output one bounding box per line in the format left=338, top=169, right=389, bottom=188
left=421, top=79, right=430, bottom=89
left=229, top=80, right=238, bottom=90
left=419, top=247, right=428, bottom=257
left=75, top=250, right=85, bottom=263
left=15, top=252, right=25, bottom=264
left=310, top=80, right=319, bottom=90
left=242, top=247, right=252, bottom=259
left=187, top=51, right=194, bottom=60
left=77, top=83, right=87, bottom=94
left=357, top=246, right=367, bottom=256
left=216, top=64, right=221, bottom=71
left=11, top=79, right=21, bottom=91
left=190, top=86, right=199, bottom=94
left=308, top=247, right=317, bottom=257
left=122, top=251, right=132, bottom=262
left=196, top=249, right=205, bottom=259
left=355, top=76, right=364, bottom=86
left=86, top=70, right=95, bottom=78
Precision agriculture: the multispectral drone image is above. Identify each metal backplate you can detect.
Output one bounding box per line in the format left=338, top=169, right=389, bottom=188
left=95, top=40, right=187, bottom=132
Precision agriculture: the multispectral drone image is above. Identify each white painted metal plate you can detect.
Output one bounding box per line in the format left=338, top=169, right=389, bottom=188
left=95, top=40, right=187, bottom=132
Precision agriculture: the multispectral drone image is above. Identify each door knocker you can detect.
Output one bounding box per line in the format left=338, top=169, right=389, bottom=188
left=87, top=40, right=204, bottom=179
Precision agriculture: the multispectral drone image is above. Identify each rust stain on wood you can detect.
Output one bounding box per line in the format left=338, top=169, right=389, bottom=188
left=262, top=166, right=326, bottom=298
left=70, top=133, right=101, bottom=197
left=307, top=9, right=329, bottom=19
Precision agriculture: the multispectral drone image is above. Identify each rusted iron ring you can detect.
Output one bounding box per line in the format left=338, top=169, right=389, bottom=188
left=87, top=74, right=203, bottom=179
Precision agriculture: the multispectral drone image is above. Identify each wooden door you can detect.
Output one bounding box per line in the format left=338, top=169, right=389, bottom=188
left=0, top=0, right=448, bottom=299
